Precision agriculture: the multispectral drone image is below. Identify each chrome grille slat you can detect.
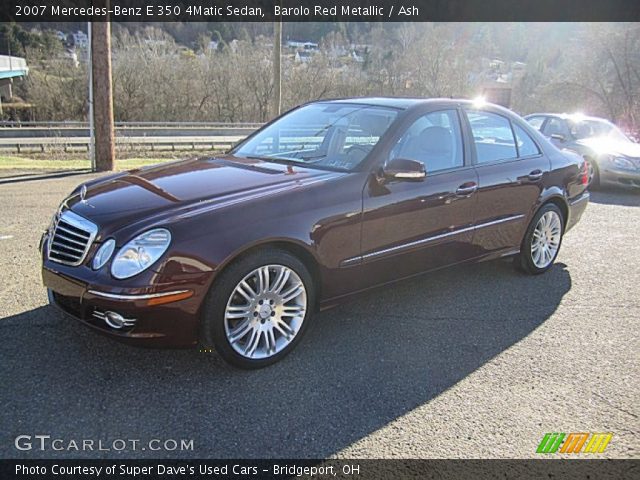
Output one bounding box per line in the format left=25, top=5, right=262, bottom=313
left=55, top=224, right=90, bottom=239
left=48, top=210, right=98, bottom=266
left=52, top=232, right=87, bottom=247
left=51, top=241, right=85, bottom=254
left=57, top=222, right=90, bottom=237
left=49, top=248, right=78, bottom=258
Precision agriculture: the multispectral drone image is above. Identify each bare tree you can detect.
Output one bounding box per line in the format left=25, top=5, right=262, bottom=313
left=15, top=22, right=640, bottom=136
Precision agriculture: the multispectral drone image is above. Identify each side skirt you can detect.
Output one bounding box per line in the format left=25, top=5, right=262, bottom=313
left=318, top=247, right=521, bottom=312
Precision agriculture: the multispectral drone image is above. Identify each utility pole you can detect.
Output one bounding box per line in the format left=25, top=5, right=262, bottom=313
left=272, top=20, right=282, bottom=118
left=91, top=20, right=115, bottom=171
left=87, top=22, right=95, bottom=171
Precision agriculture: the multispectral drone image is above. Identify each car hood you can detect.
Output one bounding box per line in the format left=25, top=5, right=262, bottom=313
left=576, top=137, right=640, bottom=158
left=66, top=156, right=343, bottom=232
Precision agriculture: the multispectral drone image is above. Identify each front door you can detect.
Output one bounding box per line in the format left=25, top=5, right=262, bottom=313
left=357, top=108, right=479, bottom=288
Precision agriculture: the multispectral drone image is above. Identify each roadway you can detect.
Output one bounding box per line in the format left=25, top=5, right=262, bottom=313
left=0, top=172, right=638, bottom=459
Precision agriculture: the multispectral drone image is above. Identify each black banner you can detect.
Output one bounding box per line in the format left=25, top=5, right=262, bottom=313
left=1, top=459, right=639, bottom=480
left=1, top=0, right=640, bottom=22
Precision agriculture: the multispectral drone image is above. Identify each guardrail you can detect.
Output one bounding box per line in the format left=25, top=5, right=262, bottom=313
left=0, top=122, right=264, bottom=153
left=0, top=121, right=264, bottom=129
left=0, top=135, right=249, bottom=153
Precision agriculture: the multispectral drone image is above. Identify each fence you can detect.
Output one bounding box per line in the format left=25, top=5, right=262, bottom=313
left=0, top=122, right=263, bottom=153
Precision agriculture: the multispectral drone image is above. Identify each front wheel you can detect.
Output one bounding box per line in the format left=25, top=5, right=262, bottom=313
left=587, top=158, right=600, bottom=189
left=201, top=249, right=314, bottom=369
left=515, top=203, right=564, bottom=275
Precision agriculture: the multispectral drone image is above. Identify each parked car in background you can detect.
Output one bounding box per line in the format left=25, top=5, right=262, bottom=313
left=525, top=113, right=640, bottom=189
left=41, top=98, right=589, bottom=369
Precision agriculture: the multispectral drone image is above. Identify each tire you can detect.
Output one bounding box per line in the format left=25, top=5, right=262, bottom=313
left=515, top=203, right=564, bottom=275
left=200, top=248, right=315, bottom=369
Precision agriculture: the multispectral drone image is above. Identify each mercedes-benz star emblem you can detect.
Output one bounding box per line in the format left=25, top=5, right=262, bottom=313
left=79, top=185, right=94, bottom=208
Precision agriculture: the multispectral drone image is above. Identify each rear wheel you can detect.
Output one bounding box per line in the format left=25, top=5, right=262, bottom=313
left=515, top=203, right=564, bottom=275
left=201, top=249, right=314, bottom=369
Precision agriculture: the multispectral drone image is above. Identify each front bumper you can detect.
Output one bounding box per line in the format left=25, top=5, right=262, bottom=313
left=600, top=166, right=640, bottom=188
left=42, top=262, right=212, bottom=349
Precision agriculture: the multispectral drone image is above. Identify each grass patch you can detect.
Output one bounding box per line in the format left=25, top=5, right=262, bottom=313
left=0, top=149, right=225, bottom=171
left=0, top=155, right=195, bottom=171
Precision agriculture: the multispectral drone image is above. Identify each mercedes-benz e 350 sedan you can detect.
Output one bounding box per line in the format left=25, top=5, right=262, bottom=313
left=41, top=98, right=589, bottom=368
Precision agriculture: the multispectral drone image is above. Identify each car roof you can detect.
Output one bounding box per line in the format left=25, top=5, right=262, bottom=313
left=526, top=112, right=611, bottom=123
left=318, top=97, right=483, bottom=110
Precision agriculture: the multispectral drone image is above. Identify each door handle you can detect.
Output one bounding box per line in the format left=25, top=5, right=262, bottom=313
left=456, top=182, right=477, bottom=196
left=528, top=169, right=544, bottom=181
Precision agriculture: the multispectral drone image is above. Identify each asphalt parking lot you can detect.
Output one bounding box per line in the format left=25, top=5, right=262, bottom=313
left=0, top=171, right=638, bottom=459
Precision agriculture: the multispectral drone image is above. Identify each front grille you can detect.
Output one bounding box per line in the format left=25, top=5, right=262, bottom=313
left=48, top=210, right=98, bottom=266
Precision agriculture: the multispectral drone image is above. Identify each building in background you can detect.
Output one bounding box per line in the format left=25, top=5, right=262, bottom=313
left=476, top=58, right=527, bottom=108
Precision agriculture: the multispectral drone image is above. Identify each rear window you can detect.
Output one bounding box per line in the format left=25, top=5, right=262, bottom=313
left=513, top=124, right=540, bottom=157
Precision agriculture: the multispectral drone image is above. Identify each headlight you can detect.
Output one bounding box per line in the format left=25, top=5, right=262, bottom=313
left=111, top=229, right=171, bottom=279
left=611, top=156, right=636, bottom=170
left=92, top=239, right=116, bottom=270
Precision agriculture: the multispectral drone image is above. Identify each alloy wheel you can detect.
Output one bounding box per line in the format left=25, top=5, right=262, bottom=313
left=530, top=211, right=562, bottom=268
left=224, top=265, right=307, bottom=360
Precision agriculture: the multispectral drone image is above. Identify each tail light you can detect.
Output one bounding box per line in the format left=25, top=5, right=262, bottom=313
left=580, top=160, right=589, bottom=186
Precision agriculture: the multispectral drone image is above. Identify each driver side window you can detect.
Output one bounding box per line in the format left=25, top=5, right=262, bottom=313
left=543, top=118, right=570, bottom=139
left=390, top=110, right=464, bottom=173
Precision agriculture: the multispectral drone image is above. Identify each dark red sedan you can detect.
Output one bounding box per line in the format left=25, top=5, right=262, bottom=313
left=41, top=98, right=589, bottom=368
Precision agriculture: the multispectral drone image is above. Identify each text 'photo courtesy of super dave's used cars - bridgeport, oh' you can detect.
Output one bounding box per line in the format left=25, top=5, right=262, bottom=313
left=40, top=97, right=590, bottom=369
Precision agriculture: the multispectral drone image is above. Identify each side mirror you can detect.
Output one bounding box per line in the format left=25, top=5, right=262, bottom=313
left=382, top=158, right=426, bottom=181
left=550, top=133, right=566, bottom=142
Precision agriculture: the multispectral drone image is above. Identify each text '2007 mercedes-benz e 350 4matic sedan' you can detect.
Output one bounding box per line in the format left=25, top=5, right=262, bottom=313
left=41, top=98, right=589, bottom=368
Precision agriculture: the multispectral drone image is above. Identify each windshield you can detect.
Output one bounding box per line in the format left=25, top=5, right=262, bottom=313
left=569, top=119, right=630, bottom=143
left=234, top=103, right=399, bottom=171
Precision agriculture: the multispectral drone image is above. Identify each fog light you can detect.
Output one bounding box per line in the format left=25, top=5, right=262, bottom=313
left=92, top=310, right=137, bottom=329
left=105, top=311, right=125, bottom=329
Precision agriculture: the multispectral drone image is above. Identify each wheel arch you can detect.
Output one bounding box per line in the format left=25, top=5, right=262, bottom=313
left=542, top=196, right=569, bottom=227
left=212, top=238, right=323, bottom=309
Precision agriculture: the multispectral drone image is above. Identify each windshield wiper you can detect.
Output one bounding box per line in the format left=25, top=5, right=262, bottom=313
left=299, top=153, right=327, bottom=160
left=244, top=155, right=306, bottom=166
left=242, top=154, right=350, bottom=173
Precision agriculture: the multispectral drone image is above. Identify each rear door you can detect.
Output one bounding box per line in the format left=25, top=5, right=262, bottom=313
left=464, top=109, right=549, bottom=255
